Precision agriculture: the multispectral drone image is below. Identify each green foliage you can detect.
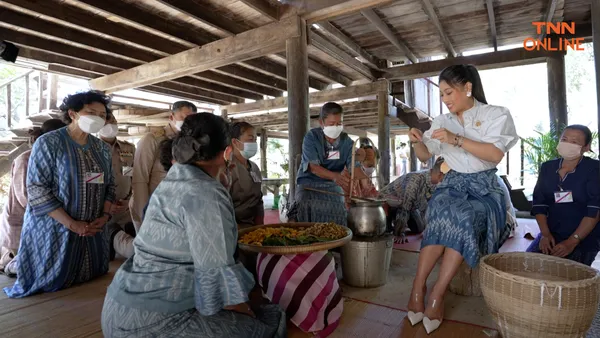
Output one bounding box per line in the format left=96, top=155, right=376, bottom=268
left=522, top=122, right=598, bottom=176
left=266, top=139, right=289, bottom=178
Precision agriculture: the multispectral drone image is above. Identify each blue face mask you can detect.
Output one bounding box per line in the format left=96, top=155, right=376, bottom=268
left=241, top=142, right=258, bottom=159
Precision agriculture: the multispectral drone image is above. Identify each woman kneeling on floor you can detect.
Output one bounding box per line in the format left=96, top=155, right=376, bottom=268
left=101, top=113, right=286, bottom=338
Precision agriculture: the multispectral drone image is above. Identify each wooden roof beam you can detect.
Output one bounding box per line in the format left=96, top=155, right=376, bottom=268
left=313, top=21, right=385, bottom=69
left=538, top=0, right=559, bottom=40
left=89, top=16, right=301, bottom=93
left=420, top=0, right=456, bottom=57
left=360, top=9, right=419, bottom=64
left=240, top=58, right=329, bottom=90
left=485, top=0, right=498, bottom=52
left=309, top=32, right=379, bottom=80
left=281, top=0, right=395, bottom=23
left=238, top=0, right=280, bottom=21
left=384, top=48, right=565, bottom=81
left=221, top=80, right=389, bottom=114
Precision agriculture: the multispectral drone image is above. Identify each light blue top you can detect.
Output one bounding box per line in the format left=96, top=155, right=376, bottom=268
left=106, top=163, right=254, bottom=315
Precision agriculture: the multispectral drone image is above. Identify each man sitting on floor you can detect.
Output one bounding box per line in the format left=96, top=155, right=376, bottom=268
left=380, top=157, right=446, bottom=244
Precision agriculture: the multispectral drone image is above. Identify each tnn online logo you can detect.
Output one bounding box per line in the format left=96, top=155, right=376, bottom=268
left=523, top=22, right=585, bottom=51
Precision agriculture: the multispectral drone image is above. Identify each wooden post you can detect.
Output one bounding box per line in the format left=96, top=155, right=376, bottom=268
left=286, top=17, right=309, bottom=202
left=547, top=54, right=567, bottom=128
left=377, top=91, right=391, bottom=188
left=38, top=72, right=45, bottom=113
left=6, top=84, right=11, bottom=129
left=520, top=139, right=525, bottom=186
left=221, top=108, right=228, bottom=119
left=25, top=74, right=30, bottom=117
left=260, top=128, right=268, bottom=177
left=409, top=145, right=417, bottom=172
left=48, top=73, right=58, bottom=110
left=593, top=0, right=600, bottom=156
left=391, top=137, right=397, bottom=176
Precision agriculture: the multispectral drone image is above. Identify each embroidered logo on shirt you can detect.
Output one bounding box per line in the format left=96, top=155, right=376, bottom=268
left=475, top=121, right=482, bottom=127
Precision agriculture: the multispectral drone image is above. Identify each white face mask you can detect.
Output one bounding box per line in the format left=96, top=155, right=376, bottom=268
left=174, top=120, right=185, bottom=131
left=241, top=142, right=258, bottom=159
left=98, top=124, right=118, bottom=139
left=323, top=125, right=343, bottom=139
left=77, top=115, right=105, bottom=134
left=363, top=166, right=375, bottom=177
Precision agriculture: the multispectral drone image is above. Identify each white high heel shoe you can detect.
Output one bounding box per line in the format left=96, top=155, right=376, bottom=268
left=423, top=299, right=443, bottom=334
left=406, top=292, right=424, bottom=326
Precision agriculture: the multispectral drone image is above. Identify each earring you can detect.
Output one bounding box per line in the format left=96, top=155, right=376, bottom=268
left=466, top=91, right=472, bottom=97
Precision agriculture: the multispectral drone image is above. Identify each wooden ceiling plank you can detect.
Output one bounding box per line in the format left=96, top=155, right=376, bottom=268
left=538, top=0, right=559, bottom=40
left=281, top=0, right=395, bottom=23
left=384, top=48, right=565, bottom=81
left=309, top=32, right=378, bottom=80
left=222, top=80, right=388, bottom=114
left=360, top=8, right=419, bottom=64
left=213, top=65, right=287, bottom=92
left=89, top=16, right=301, bottom=93
left=240, top=58, right=329, bottom=90
left=314, top=21, right=384, bottom=69
left=307, top=58, right=354, bottom=86
left=238, top=0, right=280, bottom=21
left=420, top=0, right=457, bottom=57
left=485, top=0, right=499, bottom=52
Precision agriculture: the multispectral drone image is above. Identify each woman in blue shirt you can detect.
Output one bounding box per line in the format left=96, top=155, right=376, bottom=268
left=101, top=113, right=285, bottom=337
left=527, top=125, right=600, bottom=266
left=289, top=102, right=354, bottom=226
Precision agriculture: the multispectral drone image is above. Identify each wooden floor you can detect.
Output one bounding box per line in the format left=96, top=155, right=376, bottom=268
left=0, top=258, right=498, bottom=338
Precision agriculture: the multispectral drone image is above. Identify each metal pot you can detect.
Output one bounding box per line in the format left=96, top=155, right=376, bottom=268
left=347, top=199, right=387, bottom=237
left=341, top=234, right=393, bottom=288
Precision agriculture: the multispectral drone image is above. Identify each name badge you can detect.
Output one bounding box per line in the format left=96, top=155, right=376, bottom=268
left=122, top=166, right=133, bottom=177
left=85, top=172, right=105, bottom=184
left=326, top=150, right=340, bottom=160
left=250, top=171, right=262, bottom=183
left=554, top=191, right=573, bottom=203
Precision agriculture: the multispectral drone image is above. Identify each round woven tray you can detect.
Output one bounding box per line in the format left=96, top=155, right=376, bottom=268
left=238, top=222, right=353, bottom=255
left=480, top=252, right=600, bottom=338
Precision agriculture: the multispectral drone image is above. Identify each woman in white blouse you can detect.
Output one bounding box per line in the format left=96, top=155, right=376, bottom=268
left=406, top=64, right=518, bottom=334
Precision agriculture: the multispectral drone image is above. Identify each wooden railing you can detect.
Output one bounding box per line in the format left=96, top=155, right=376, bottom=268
left=0, top=70, right=42, bottom=133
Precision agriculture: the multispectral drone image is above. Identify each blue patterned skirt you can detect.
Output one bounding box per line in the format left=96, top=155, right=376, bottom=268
left=421, top=169, right=509, bottom=268
left=288, top=182, right=347, bottom=226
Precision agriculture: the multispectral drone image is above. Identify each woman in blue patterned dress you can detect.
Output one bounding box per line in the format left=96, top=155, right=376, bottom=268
left=4, top=91, right=115, bottom=298
left=406, top=65, right=519, bottom=334
left=101, top=113, right=286, bottom=337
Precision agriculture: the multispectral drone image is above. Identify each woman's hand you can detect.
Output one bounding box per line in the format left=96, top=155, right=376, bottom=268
left=224, top=303, right=256, bottom=318
left=539, top=234, right=555, bottom=254
left=110, top=199, right=129, bottom=215
left=408, top=128, right=423, bottom=143
left=430, top=128, right=457, bottom=144
left=67, top=220, right=103, bottom=237
left=551, top=237, right=578, bottom=258
left=90, top=214, right=110, bottom=229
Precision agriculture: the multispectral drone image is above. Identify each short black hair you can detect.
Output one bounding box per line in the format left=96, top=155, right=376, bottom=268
left=320, top=102, right=343, bottom=121
left=158, top=139, right=174, bottom=172
left=172, top=113, right=231, bottom=164
left=59, top=90, right=112, bottom=124
left=172, top=101, right=197, bottom=113
left=432, top=157, right=445, bottom=173
left=41, top=118, right=66, bottom=135
left=564, top=124, right=593, bottom=146
left=231, top=121, right=254, bottom=140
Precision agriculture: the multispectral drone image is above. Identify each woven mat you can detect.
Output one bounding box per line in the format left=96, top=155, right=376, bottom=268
left=586, top=305, right=600, bottom=338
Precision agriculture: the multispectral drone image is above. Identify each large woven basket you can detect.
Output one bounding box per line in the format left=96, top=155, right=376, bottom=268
left=480, top=252, right=600, bottom=338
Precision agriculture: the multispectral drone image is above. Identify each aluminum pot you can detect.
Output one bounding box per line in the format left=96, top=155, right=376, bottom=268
left=347, top=199, right=386, bottom=237
left=341, top=234, right=394, bottom=288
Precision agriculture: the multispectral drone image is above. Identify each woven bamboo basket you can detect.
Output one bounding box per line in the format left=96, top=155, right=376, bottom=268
left=449, top=262, right=482, bottom=297
left=480, top=252, right=600, bottom=338
left=238, top=222, right=352, bottom=255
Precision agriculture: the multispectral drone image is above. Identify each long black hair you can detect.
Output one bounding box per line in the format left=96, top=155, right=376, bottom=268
left=439, top=65, right=487, bottom=104
left=171, top=113, right=230, bottom=164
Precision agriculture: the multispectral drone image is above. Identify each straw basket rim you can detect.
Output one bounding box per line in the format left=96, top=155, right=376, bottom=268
left=237, top=222, right=353, bottom=254
left=480, top=252, right=600, bottom=288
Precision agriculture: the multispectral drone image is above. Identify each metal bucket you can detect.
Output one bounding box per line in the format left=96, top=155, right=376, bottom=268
left=341, top=235, right=393, bottom=288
